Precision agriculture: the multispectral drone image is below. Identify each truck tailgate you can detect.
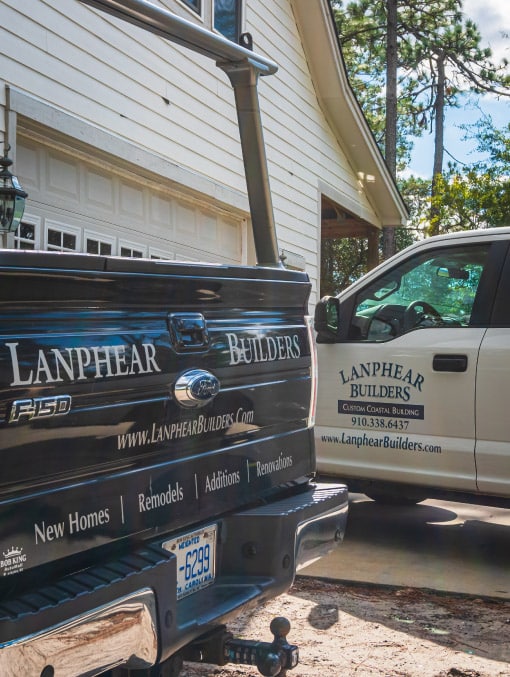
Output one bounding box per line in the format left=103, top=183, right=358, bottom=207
left=0, top=251, right=315, bottom=578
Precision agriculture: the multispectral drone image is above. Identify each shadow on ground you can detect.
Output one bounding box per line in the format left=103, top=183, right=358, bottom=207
left=343, top=497, right=510, bottom=577
left=292, top=576, right=510, bottom=665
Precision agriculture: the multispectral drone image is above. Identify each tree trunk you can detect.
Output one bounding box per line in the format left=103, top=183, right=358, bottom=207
left=429, top=52, right=446, bottom=235
left=382, top=0, right=398, bottom=259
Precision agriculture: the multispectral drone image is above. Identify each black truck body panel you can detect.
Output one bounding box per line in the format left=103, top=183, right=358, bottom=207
left=0, top=252, right=348, bottom=675
left=1, top=2, right=348, bottom=672
left=0, top=253, right=313, bottom=574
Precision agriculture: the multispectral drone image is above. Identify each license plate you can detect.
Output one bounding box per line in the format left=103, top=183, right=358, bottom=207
left=163, top=524, right=217, bottom=600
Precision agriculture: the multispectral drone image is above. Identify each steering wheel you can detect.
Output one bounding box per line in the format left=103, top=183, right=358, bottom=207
left=403, top=300, right=441, bottom=332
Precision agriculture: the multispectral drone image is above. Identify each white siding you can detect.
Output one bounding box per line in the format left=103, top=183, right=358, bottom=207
left=0, top=0, right=380, bottom=296
left=0, top=2, right=244, bottom=184
left=245, top=2, right=375, bottom=291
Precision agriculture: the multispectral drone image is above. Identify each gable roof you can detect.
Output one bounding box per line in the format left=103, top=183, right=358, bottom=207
left=291, top=0, right=409, bottom=227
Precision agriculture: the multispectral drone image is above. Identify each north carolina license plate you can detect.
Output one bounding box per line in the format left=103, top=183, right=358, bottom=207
left=163, top=524, right=217, bottom=600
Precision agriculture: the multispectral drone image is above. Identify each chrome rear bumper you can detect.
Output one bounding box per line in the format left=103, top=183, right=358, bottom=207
left=0, top=589, right=158, bottom=676
left=0, top=482, right=348, bottom=676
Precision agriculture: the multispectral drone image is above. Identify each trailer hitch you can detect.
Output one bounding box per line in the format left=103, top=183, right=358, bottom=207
left=182, top=616, right=299, bottom=676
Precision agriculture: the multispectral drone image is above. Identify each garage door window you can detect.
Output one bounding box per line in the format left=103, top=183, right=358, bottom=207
left=120, top=242, right=146, bottom=258
left=14, top=219, right=39, bottom=250
left=85, top=232, right=114, bottom=256
left=46, top=223, right=80, bottom=252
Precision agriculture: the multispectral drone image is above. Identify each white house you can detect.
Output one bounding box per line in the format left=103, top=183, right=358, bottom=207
left=0, top=0, right=407, bottom=304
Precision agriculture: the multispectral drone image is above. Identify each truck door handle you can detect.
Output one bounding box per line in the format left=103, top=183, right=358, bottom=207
left=432, top=354, right=468, bottom=372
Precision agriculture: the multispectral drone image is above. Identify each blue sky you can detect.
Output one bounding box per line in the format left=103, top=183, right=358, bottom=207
left=407, top=0, right=509, bottom=177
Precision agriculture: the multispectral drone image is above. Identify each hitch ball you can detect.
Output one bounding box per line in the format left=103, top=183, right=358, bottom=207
left=224, top=615, right=298, bottom=676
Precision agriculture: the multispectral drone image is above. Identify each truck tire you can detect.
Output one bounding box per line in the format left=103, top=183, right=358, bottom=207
left=105, top=654, right=183, bottom=677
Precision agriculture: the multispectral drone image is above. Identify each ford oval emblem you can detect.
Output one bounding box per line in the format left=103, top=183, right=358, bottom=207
left=174, top=369, right=220, bottom=409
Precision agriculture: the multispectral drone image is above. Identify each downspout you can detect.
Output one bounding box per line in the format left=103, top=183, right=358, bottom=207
left=218, top=62, right=279, bottom=267
left=78, top=0, right=281, bottom=267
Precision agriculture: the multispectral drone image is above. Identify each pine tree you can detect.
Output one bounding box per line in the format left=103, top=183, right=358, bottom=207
left=330, top=0, right=510, bottom=242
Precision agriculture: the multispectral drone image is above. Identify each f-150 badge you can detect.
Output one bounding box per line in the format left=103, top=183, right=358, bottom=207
left=9, top=395, right=72, bottom=423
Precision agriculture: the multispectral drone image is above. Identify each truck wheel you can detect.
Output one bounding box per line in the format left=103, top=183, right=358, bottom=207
left=105, top=655, right=183, bottom=677
left=365, top=491, right=426, bottom=506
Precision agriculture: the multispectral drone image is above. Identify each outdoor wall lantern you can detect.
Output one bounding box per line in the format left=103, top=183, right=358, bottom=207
left=0, top=149, right=27, bottom=233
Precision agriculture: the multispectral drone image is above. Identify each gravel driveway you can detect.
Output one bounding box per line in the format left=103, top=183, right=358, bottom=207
left=179, top=576, right=510, bottom=677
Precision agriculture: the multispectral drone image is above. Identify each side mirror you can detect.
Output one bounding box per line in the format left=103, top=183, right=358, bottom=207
left=314, top=296, right=341, bottom=341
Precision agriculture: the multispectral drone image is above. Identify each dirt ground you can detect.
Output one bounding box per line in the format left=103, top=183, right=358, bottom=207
left=179, top=576, right=510, bottom=677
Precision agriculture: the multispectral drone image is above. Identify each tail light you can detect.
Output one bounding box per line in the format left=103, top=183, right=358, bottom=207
left=305, top=315, right=318, bottom=428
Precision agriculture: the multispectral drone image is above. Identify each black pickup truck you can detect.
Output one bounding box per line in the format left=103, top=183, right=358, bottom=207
left=0, top=3, right=348, bottom=676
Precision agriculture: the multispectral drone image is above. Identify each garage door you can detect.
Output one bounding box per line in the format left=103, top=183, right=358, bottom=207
left=14, top=135, right=245, bottom=264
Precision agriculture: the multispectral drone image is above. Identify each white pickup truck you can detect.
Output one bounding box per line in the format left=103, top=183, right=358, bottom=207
left=314, top=227, right=510, bottom=507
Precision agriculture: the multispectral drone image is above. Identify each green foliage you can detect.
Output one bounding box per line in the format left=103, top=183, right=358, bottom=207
left=428, top=119, right=510, bottom=233
left=330, top=0, right=476, bottom=170
left=321, top=237, right=368, bottom=295
left=323, top=0, right=510, bottom=290
left=320, top=223, right=417, bottom=295
left=331, top=0, right=510, bottom=233
left=331, top=0, right=509, bottom=168
left=398, top=175, right=434, bottom=235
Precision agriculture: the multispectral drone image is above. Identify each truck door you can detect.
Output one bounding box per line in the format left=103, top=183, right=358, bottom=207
left=315, top=240, right=501, bottom=495
left=475, top=246, right=510, bottom=496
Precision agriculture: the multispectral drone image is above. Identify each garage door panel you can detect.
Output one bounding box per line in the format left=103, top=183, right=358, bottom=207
left=119, top=180, right=145, bottom=222
left=219, top=215, right=241, bottom=259
left=84, top=167, right=115, bottom=214
left=174, top=202, right=197, bottom=242
left=149, top=194, right=173, bottom=230
left=16, top=137, right=244, bottom=264
left=46, top=150, right=80, bottom=203
left=17, top=142, right=42, bottom=194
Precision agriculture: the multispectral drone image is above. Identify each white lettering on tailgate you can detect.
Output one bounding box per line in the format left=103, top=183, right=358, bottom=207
left=226, top=333, right=301, bottom=365
left=117, top=410, right=254, bottom=451
left=138, top=482, right=184, bottom=512
left=5, top=341, right=161, bottom=386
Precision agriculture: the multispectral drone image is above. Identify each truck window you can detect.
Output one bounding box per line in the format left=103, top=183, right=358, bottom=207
left=348, top=243, right=490, bottom=342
